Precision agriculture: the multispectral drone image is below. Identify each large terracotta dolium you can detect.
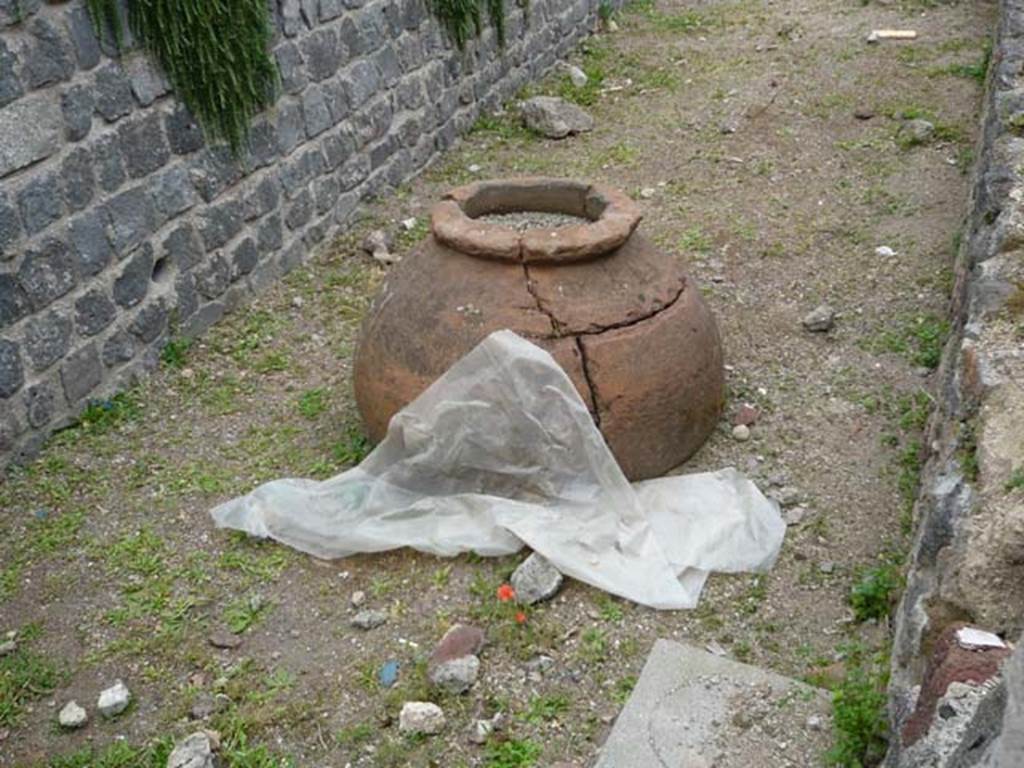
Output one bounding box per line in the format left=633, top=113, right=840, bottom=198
left=353, top=178, right=725, bottom=480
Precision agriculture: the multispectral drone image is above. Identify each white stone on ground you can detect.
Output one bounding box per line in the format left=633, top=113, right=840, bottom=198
left=167, top=731, right=220, bottom=768
left=510, top=552, right=563, bottom=604
left=519, top=96, right=594, bottom=139
left=58, top=700, right=88, bottom=729
left=429, top=654, right=480, bottom=695
left=801, top=304, right=835, bottom=332
left=351, top=609, right=388, bottom=630
left=97, top=679, right=131, bottom=718
left=399, top=701, right=446, bottom=735
left=731, top=424, right=751, bottom=442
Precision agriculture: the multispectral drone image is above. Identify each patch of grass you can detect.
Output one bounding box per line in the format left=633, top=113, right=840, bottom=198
left=826, top=648, right=889, bottom=767
left=0, top=624, right=62, bottom=728
left=224, top=595, right=270, bottom=634
left=469, top=112, right=535, bottom=142
left=580, top=627, right=607, bottom=664
left=296, top=387, right=329, bottom=420
left=959, top=420, right=980, bottom=482
left=1005, top=468, right=1024, bottom=493
left=850, top=558, right=903, bottom=622
left=524, top=693, right=569, bottom=723
left=160, top=337, right=192, bottom=368
left=897, top=440, right=923, bottom=512
left=72, top=392, right=144, bottom=438
left=484, top=739, right=542, bottom=768
left=897, top=390, right=932, bottom=432
left=336, top=722, right=375, bottom=748
left=46, top=739, right=173, bottom=768
left=332, top=424, right=372, bottom=465
left=613, top=674, right=637, bottom=704
left=597, top=595, right=624, bottom=622
left=678, top=226, right=713, bottom=254
left=395, top=217, right=431, bottom=250
left=864, top=314, right=948, bottom=369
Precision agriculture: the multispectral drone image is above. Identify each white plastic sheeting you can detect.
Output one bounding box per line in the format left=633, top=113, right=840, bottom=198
left=211, top=331, right=785, bottom=609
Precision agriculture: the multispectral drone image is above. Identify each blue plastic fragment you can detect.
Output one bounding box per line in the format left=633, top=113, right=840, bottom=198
left=379, top=660, right=400, bottom=688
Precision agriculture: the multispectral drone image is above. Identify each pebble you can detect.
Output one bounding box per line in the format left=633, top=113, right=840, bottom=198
left=802, top=304, right=836, bottom=333
left=167, top=731, right=220, bottom=768
left=875, top=245, right=896, bottom=258
left=208, top=630, right=242, bottom=649
left=97, top=680, right=131, bottom=718
left=429, top=655, right=480, bottom=695
left=732, top=424, right=751, bottom=442
left=519, top=96, right=594, bottom=139
left=58, top=700, right=88, bottom=729
left=807, top=714, right=823, bottom=730
left=362, top=229, right=398, bottom=265
left=399, top=701, right=446, bottom=735
left=853, top=107, right=875, bottom=120
left=468, top=163, right=482, bottom=173
left=189, top=692, right=229, bottom=720
left=468, top=717, right=494, bottom=744
left=783, top=506, right=807, bottom=526
left=350, top=590, right=366, bottom=608
left=771, top=486, right=801, bottom=508
left=639, top=187, right=656, bottom=199
left=565, top=63, right=588, bottom=87
left=351, top=609, right=388, bottom=630
left=900, top=118, right=935, bottom=145
left=0, top=639, right=16, bottom=657
left=733, top=403, right=759, bottom=427
left=401, top=217, right=418, bottom=231
left=290, top=295, right=304, bottom=309
left=510, top=553, right=563, bottom=604
left=818, top=561, right=836, bottom=574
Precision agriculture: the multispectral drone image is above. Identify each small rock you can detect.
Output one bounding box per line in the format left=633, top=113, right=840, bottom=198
left=606, top=19, right=619, bottom=32
left=468, top=163, right=482, bottom=174
left=875, top=245, right=896, bottom=258
left=429, top=655, right=480, bottom=695
left=362, top=229, right=392, bottom=254
left=350, top=590, right=366, bottom=608
left=401, top=217, right=418, bottom=231
left=208, top=630, right=242, bottom=649
left=807, top=714, right=823, bottom=730
left=853, top=107, right=875, bottom=120
left=351, top=609, right=388, bottom=630
left=167, top=731, right=220, bottom=768
left=733, top=403, right=759, bottom=427
left=399, top=701, right=446, bottom=735
left=430, top=624, right=485, bottom=664
left=732, top=424, right=751, bottom=442
left=290, top=295, right=304, bottom=309
left=802, top=304, right=835, bottom=333
left=379, top=660, right=400, bottom=688
left=783, top=506, right=807, bottom=526
left=564, top=63, right=588, bottom=87
left=520, top=96, right=594, bottom=139
left=771, top=486, right=801, bottom=508
left=0, top=640, right=15, bottom=657
left=97, top=679, right=131, bottom=718
left=639, top=187, right=656, bottom=199
left=468, top=717, right=494, bottom=744
left=900, top=118, right=935, bottom=145
left=189, top=692, right=222, bottom=720
left=510, top=553, right=563, bottom=604
left=58, top=700, right=88, bottom=729
left=819, top=561, right=836, bottom=574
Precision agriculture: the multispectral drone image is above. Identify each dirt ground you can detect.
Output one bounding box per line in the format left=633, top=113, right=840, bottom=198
left=0, top=0, right=997, bottom=765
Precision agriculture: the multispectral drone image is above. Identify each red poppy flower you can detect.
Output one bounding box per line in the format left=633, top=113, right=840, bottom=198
left=515, top=611, right=527, bottom=624
left=497, top=583, right=516, bottom=602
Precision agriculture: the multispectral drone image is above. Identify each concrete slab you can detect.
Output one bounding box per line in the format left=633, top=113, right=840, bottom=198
left=594, top=639, right=833, bottom=768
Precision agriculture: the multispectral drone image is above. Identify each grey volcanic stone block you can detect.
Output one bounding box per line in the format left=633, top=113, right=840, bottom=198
left=75, top=290, right=116, bottom=336
left=23, top=311, right=72, bottom=371
left=231, top=238, right=259, bottom=280
left=285, top=187, right=314, bottom=229
left=596, top=640, right=831, bottom=768
left=0, top=37, right=22, bottom=108
left=94, top=62, right=134, bottom=122
left=113, top=246, right=154, bottom=309
left=257, top=214, right=284, bottom=254
left=67, top=210, right=113, bottom=277
left=344, top=60, right=381, bottom=109
left=166, top=105, right=204, bottom=155
left=276, top=42, right=308, bottom=94
left=194, top=255, right=230, bottom=299
left=18, top=238, right=76, bottom=310
left=105, top=188, right=156, bottom=254
left=150, top=166, right=198, bottom=221
left=119, top=113, right=171, bottom=177
left=102, top=330, right=135, bottom=366
left=67, top=6, right=101, bottom=71
left=189, top=146, right=244, bottom=202
left=92, top=132, right=126, bottom=192
left=162, top=223, right=203, bottom=270
left=129, top=300, right=168, bottom=343
left=303, top=28, right=342, bottom=81
left=0, top=191, right=21, bottom=258
left=0, top=339, right=23, bottom=398
left=61, top=343, right=101, bottom=403
left=0, top=274, right=30, bottom=328
left=24, top=382, right=55, bottom=428
left=22, top=17, right=74, bottom=89
left=124, top=54, right=169, bottom=106
left=197, top=199, right=245, bottom=251
left=61, top=84, right=94, bottom=142
left=61, top=147, right=95, bottom=213
left=302, top=84, right=332, bottom=137
left=276, top=99, right=305, bottom=155
left=0, top=91, right=62, bottom=178
left=17, top=171, right=62, bottom=235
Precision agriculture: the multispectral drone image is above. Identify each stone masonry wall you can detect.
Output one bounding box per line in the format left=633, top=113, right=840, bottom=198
left=886, top=0, right=1024, bottom=764
left=0, top=0, right=606, bottom=465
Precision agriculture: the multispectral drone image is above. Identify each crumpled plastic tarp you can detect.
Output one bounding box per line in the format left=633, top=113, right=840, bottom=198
left=211, top=330, right=785, bottom=609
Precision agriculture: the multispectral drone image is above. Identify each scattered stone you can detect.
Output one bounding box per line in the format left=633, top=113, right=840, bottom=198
left=807, top=714, right=823, bottom=730
left=399, top=701, right=446, bottom=735
left=58, top=700, right=88, bottom=729
left=350, top=589, right=366, bottom=608
left=733, top=403, right=759, bottom=427
left=719, top=116, right=741, bottom=134
left=361, top=229, right=395, bottom=264
left=818, top=561, right=836, bottom=574
left=899, top=118, right=935, bottom=145
left=400, top=217, right=418, bottom=231
left=784, top=506, right=807, bottom=526
left=468, top=717, right=494, bottom=744
left=0, top=639, right=15, bottom=657
left=705, top=640, right=728, bottom=657
left=189, top=692, right=227, bottom=720
left=875, top=245, right=896, bottom=258
left=97, top=679, right=131, bottom=718
left=379, top=660, right=400, bottom=688
left=208, top=630, right=242, bottom=649
left=510, top=553, right=563, bottom=604
left=520, top=96, right=594, bottom=139
left=430, top=624, right=485, bottom=663
left=351, top=609, right=388, bottom=630
left=802, top=304, right=835, bottom=333
left=606, top=19, right=619, bottom=32
left=853, top=107, right=875, bottom=120
left=479, top=211, right=586, bottom=231
left=771, top=486, right=801, bottom=508
left=563, top=63, right=588, bottom=87
left=639, top=187, right=656, bottom=199
left=429, top=655, right=480, bottom=695
left=167, top=730, right=220, bottom=768
left=468, top=163, right=482, bottom=174
left=732, top=424, right=751, bottom=442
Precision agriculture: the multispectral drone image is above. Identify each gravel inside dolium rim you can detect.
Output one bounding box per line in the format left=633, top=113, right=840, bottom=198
left=0, top=0, right=996, bottom=765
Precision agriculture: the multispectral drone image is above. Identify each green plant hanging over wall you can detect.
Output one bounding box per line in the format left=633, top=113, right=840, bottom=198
left=85, top=0, right=278, bottom=154
left=430, top=0, right=509, bottom=50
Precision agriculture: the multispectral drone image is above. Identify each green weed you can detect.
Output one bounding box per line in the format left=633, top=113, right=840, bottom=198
left=524, top=693, right=569, bottom=723
left=826, top=653, right=889, bottom=767
left=0, top=624, right=62, bottom=728
left=297, top=387, right=329, bottom=420
left=485, top=739, right=542, bottom=768
left=1005, top=468, right=1024, bottom=492
left=850, top=560, right=903, bottom=622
